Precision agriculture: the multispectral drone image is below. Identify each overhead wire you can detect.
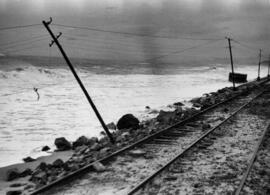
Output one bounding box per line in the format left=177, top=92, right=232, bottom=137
left=0, top=24, right=42, bottom=31
left=1, top=36, right=49, bottom=52
left=1, top=22, right=268, bottom=96
left=1, top=34, right=49, bottom=49
left=141, top=39, right=224, bottom=63
left=2, top=38, right=48, bottom=54
left=231, top=39, right=261, bottom=52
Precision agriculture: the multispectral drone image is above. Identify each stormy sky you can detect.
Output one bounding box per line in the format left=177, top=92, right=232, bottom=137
left=0, top=0, right=269, bottom=63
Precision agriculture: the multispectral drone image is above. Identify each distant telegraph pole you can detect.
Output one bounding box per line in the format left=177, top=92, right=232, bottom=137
left=226, top=37, right=236, bottom=90
left=267, top=55, right=270, bottom=78
left=42, top=18, right=115, bottom=144
left=257, top=49, right=262, bottom=81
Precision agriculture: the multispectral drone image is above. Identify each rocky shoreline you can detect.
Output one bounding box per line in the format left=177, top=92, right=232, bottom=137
left=1, top=80, right=266, bottom=195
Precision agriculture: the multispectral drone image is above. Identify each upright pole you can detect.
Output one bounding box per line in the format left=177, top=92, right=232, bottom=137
left=227, top=37, right=236, bottom=90
left=42, top=18, right=115, bottom=144
left=267, top=55, right=270, bottom=78
left=257, top=49, right=262, bottom=81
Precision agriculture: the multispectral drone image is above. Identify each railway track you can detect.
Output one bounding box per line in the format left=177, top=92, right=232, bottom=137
left=128, top=89, right=270, bottom=194
left=29, top=79, right=269, bottom=195
left=235, top=122, right=270, bottom=194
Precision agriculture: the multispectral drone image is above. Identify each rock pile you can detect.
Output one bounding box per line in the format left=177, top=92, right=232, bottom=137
left=13, top=82, right=259, bottom=193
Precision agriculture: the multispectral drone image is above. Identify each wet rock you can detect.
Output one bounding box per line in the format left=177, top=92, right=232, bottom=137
left=47, top=168, right=60, bottom=177
left=223, top=108, right=229, bottom=112
left=92, top=162, right=106, bottom=172
left=72, top=136, right=89, bottom=149
left=90, top=142, right=101, bottom=151
left=30, top=171, right=47, bottom=185
left=193, top=182, right=203, bottom=188
left=75, top=145, right=88, bottom=154
left=23, top=156, right=36, bottom=163
left=202, top=123, right=211, bottom=130
left=99, top=136, right=110, bottom=147
left=6, top=191, right=22, bottom=195
left=106, top=122, right=117, bottom=130
left=24, top=184, right=35, bottom=190
left=121, top=132, right=130, bottom=140
left=193, top=103, right=202, bottom=108
left=173, top=102, right=184, bottom=106
left=201, top=102, right=212, bottom=110
left=67, top=163, right=80, bottom=172
left=88, top=137, right=99, bottom=145
left=183, top=108, right=198, bottom=118
left=149, top=109, right=159, bottom=114
left=41, top=145, right=50, bottom=152
left=9, top=183, right=24, bottom=187
left=156, top=110, right=176, bottom=123
left=47, top=175, right=57, bottom=183
left=20, top=168, right=33, bottom=177
left=175, top=106, right=183, bottom=115
left=116, top=132, right=131, bottom=143
left=6, top=168, right=20, bottom=181
left=163, top=175, right=178, bottom=181
left=54, top=137, right=71, bottom=151
left=190, top=97, right=201, bottom=104
left=100, top=131, right=106, bottom=136
left=99, top=147, right=110, bottom=156
left=117, top=114, right=140, bottom=130
left=37, top=162, right=47, bottom=171
left=52, top=159, right=64, bottom=168
left=129, top=149, right=146, bottom=157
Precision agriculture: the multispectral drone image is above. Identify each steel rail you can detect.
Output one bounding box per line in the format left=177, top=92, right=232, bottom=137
left=235, top=123, right=270, bottom=195
left=127, top=90, right=267, bottom=195
left=29, top=78, right=268, bottom=195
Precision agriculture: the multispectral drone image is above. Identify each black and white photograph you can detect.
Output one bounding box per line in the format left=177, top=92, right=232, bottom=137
left=0, top=0, right=270, bottom=194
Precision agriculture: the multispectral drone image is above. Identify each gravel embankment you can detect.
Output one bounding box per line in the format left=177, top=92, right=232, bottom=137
left=39, top=83, right=269, bottom=195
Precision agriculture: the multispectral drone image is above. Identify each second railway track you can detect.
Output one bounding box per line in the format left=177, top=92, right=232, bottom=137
left=31, top=79, right=270, bottom=195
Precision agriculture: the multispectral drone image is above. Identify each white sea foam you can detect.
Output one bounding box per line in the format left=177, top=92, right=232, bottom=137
left=0, top=59, right=267, bottom=167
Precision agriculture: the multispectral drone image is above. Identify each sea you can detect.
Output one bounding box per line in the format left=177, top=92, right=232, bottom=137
left=0, top=55, right=267, bottom=167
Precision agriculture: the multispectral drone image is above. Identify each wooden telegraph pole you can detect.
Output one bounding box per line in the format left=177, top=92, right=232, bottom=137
left=42, top=18, right=115, bottom=144
left=257, top=49, right=262, bottom=81
left=226, top=37, right=236, bottom=90
left=267, top=55, right=270, bottom=79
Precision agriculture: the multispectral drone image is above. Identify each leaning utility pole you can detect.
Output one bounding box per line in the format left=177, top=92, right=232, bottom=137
left=42, top=18, right=115, bottom=144
left=257, top=49, right=262, bottom=81
left=226, top=37, right=236, bottom=90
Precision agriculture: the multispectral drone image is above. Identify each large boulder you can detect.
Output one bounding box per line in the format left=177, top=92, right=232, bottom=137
left=117, top=114, right=140, bottom=130
left=54, top=137, right=71, bottom=151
